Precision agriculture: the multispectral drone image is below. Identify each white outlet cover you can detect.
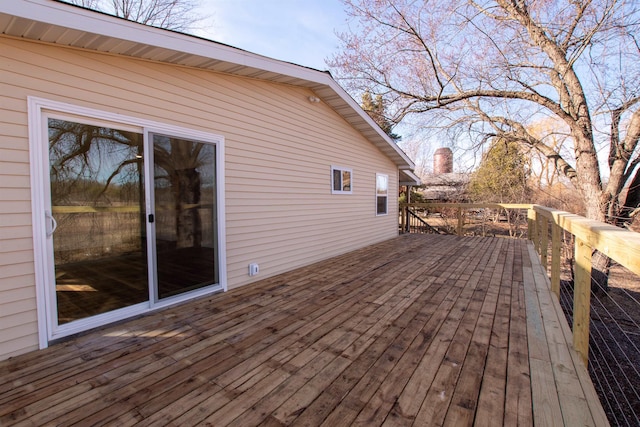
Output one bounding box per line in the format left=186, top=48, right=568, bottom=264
left=249, top=263, right=259, bottom=276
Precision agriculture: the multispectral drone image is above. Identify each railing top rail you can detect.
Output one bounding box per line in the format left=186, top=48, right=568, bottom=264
left=401, top=202, right=640, bottom=278
left=532, top=204, right=640, bottom=277
left=400, top=202, right=532, bottom=210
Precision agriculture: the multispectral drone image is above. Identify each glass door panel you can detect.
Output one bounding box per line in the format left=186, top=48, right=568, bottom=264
left=48, top=119, right=148, bottom=324
left=152, top=134, right=218, bottom=300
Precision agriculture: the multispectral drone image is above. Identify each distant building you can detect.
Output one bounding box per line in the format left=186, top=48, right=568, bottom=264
left=420, top=173, right=469, bottom=201
left=420, top=148, right=469, bottom=201
left=433, top=147, right=454, bottom=174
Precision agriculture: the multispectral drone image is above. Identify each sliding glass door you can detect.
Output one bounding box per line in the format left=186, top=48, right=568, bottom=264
left=43, top=114, right=222, bottom=337
left=151, top=134, right=219, bottom=299
left=48, top=119, right=148, bottom=324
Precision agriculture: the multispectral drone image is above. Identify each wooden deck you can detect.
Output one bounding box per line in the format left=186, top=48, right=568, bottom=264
left=0, top=234, right=608, bottom=426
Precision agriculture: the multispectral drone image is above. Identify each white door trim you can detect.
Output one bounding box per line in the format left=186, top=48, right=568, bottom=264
left=28, top=97, right=227, bottom=347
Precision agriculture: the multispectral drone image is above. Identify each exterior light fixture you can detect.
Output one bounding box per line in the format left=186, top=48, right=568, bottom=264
left=308, top=96, right=320, bottom=103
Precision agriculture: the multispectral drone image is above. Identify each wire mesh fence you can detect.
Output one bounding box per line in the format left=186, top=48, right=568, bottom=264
left=555, top=231, right=640, bottom=426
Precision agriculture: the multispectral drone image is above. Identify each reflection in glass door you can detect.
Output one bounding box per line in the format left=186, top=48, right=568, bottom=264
left=48, top=119, right=148, bottom=324
left=43, top=113, right=222, bottom=337
left=152, top=134, right=218, bottom=300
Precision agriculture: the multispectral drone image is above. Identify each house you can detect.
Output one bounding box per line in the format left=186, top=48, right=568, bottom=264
left=0, top=0, right=419, bottom=360
left=419, top=173, right=469, bottom=201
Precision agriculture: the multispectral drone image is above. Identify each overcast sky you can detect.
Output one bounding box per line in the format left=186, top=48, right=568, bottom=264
left=195, top=0, right=350, bottom=71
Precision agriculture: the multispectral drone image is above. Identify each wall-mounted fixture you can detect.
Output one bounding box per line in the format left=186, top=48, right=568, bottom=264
left=308, top=96, right=321, bottom=103
left=249, top=263, right=259, bottom=276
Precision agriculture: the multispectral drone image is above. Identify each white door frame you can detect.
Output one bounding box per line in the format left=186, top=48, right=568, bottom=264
left=28, top=97, right=227, bottom=348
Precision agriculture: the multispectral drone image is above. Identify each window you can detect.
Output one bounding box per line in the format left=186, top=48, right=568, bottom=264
left=376, top=173, right=388, bottom=215
left=331, top=166, right=352, bottom=194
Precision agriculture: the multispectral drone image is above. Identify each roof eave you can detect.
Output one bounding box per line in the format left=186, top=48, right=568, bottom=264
left=0, top=0, right=415, bottom=169
left=400, top=170, right=421, bottom=186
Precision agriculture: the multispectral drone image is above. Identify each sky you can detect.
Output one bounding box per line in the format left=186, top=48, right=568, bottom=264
left=190, top=1, right=434, bottom=174
left=194, top=0, right=350, bottom=71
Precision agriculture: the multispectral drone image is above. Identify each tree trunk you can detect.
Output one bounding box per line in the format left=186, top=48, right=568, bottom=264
left=172, top=168, right=202, bottom=249
left=620, top=168, right=640, bottom=223
left=591, top=250, right=611, bottom=293
left=571, top=137, right=612, bottom=291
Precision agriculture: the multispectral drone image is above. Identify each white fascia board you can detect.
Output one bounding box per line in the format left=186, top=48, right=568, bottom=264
left=400, top=169, right=422, bottom=186
left=1, top=0, right=325, bottom=82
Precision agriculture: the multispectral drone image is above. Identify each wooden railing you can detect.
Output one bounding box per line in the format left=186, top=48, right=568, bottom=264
left=400, top=202, right=532, bottom=237
left=400, top=202, right=640, bottom=365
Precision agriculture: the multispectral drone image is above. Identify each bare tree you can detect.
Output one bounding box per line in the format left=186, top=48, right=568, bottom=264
left=62, top=0, right=205, bottom=32
left=330, top=0, right=640, bottom=226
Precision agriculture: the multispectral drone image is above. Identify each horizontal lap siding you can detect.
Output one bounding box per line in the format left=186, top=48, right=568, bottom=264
left=0, top=73, right=37, bottom=358
left=0, top=37, right=399, bottom=359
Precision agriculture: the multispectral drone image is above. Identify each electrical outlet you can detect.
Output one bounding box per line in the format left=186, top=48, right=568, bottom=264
left=249, top=263, right=259, bottom=276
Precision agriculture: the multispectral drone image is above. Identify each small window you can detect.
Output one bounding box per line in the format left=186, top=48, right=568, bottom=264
left=376, top=173, right=388, bottom=215
left=331, top=166, right=352, bottom=194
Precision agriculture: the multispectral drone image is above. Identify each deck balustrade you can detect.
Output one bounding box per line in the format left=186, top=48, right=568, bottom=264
left=402, top=202, right=640, bottom=425
left=401, top=202, right=640, bottom=365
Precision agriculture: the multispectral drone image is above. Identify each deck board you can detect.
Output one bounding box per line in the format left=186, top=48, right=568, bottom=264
left=0, top=234, right=608, bottom=426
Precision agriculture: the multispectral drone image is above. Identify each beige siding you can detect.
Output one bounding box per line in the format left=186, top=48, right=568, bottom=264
left=0, top=75, right=38, bottom=358
left=0, top=36, right=401, bottom=359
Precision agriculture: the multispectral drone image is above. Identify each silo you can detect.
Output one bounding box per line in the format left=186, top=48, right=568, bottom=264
left=434, top=147, right=453, bottom=174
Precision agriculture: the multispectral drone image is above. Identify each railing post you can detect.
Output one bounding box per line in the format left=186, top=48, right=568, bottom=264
left=539, top=216, right=549, bottom=269
left=456, top=207, right=464, bottom=236
left=574, top=236, right=592, bottom=366
left=550, top=223, right=561, bottom=297
left=527, top=208, right=537, bottom=243
left=533, top=215, right=542, bottom=255
left=405, top=205, right=410, bottom=233
left=400, top=204, right=406, bottom=233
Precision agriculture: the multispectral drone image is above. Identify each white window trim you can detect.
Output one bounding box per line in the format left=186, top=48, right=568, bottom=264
left=331, top=165, right=353, bottom=194
left=28, top=96, right=227, bottom=347
left=376, top=173, right=389, bottom=216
